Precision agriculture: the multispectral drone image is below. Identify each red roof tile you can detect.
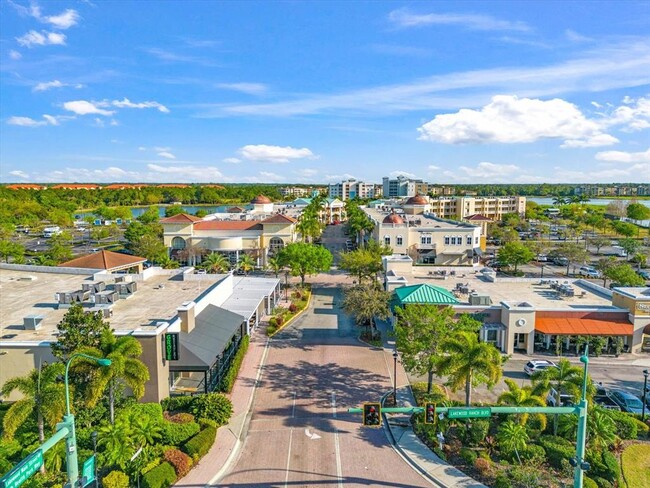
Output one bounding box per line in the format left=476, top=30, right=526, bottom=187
left=262, top=214, right=297, bottom=224
left=193, top=221, right=262, bottom=231
left=465, top=214, right=493, bottom=221
left=535, top=317, right=632, bottom=336
left=160, top=213, right=202, bottom=224
left=58, top=250, right=146, bottom=270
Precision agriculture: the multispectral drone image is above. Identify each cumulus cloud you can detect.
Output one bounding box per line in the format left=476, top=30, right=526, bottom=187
left=595, top=148, right=650, bottom=164
left=325, top=173, right=356, bottom=181
left=9, top=50, right=22, bottom=60
left=427, top=165, right=441, bottom=171
left=16, top=30, right=66, bottom=47
left=7, top=114, right=68, bottom=127
left=216, top=83, right=268, bottom=96
left=604, top=96, right=650, bottom=132
left=440, top=161, right=543, bottom=183
left=418, top=95, right=617, bottom=148
left=9, top=170, right=29, bottom=179
left=237, top=144, right=316, bottom=163
left=63, top=100, right=114, bottom=116
left=9, top=2, right=80, bottom=29
left=390, top=170, right=417, bottom=179
left=157, top=151, right=176, bottom=159
left=223, top=157, right=241, bottom=164
left=112, top=98, right=170, bottom=113
left=388, top=8, right=529, bottom=32
left=33, top=80, right=82, bottom=91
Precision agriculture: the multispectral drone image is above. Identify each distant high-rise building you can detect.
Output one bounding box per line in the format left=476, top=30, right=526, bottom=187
left=328, top=179, right=376, bottom=200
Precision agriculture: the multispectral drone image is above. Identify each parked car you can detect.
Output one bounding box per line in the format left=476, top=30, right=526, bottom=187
left=524, top=360, right=557, bottom=376
left=594, top=395, right=621, bottom=411
left=547, top=387, right=575, bottom=407
left=611, top=245, right=628, bottom=257
left=578, top=266, right=600, bottom=278
left=608, top=390, right=645, bottom=414
left=552, top=256, right=569, bottom=266
left=536, top=254, right=548, bottom=262
left=638, top=270, right=650, bottom=280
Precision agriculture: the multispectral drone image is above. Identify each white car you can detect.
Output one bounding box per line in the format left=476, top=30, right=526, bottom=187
left=524, top=360, right=556, bottom=376
left=578, top=266, right=600, bottom=278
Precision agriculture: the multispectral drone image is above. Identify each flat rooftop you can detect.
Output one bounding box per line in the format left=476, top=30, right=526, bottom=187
left=406, top=268, right=617, bottom=310
left=363, top=207, right=476, bottom=229
left=0, top=269, right=225, bottom=343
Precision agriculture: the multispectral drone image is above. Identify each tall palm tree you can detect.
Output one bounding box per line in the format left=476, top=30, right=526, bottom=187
left=237, top=253, right=255, bottom=275
left=202, top=252, right=230, bottom=273
left=1, top=363, right=66, bottom=443
left=557, top=407, right=616, bottom=451
left=497, top=421, right=529, bottom=464
left=75, top=330, right=149, bottom=424
left=438, top=331, right=503, bottom=406
left=267, top=256, right=283, bottom=277
left=497, top=378, right=547, bottom=430
left=552, top=196, right=568, bottom=206
left=532, top=358, right=584, bottom=435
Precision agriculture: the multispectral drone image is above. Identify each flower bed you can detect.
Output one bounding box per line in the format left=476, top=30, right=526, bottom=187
left=267, top=287, right=312, bottom=336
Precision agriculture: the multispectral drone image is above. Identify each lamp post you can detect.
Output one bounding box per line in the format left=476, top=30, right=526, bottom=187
left=392, top=348, right=398, bottom=407
left=540, top=264, right=545, bottom=279
left=284, top=270, right=289, bottom=300
left=90, top=431, right=98, bottom=488
left=573, top=345, right=590, bottom=488
left=642, top=369, right=649, bottom=422
left=63, top=353, right=111, bottom=488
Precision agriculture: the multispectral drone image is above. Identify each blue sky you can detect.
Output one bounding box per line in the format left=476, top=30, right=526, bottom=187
left=1, top=0, right=649, bottom=184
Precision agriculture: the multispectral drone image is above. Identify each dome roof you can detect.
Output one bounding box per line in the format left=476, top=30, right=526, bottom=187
left=251, top=195, right=272, bottom=204
left=383, top=212, right=404, bottom=224
left=405, top=194, right=428, bottom=205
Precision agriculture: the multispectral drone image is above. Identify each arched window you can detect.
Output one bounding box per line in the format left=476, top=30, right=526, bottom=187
left=269, top=236, right=285, bottom=255
left=384, top=235, right=391, bottom=246
left=171, top=236, right=186, bottom=250
left=396, top=235, right=403, bottom=246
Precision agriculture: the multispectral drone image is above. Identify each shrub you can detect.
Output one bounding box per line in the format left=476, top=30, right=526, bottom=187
left=289, top=303, right=297, bottom=313
left=141, top=461, right=176, bottom=488
left=163, top=448, right=192, bottom=478
left=493, top=472, right=512, bottom=488
left=161, top=396, right=194, bottom=413
left=218, top=336, right=250, bottom=393
left=587, top=450, right=621, bottom=485
left=292, top=290, right=302, bottom=299
left=266, top=324, right=277, bottom=336
left=474, top=457, right=492, bottom=477
left=604, top=410, right=638, bottom=439
left=141, top=458, right=161, bottom=475
left=102, top=470, right=130, bottom=488
left=520, top=444, right=545, bottom=464
left=198, top=418, right=217, bottom=429
left=583, top=478, right=598, bottom=488
left=539, top=435, right=575, bottom=469
left=183, top=426, right=217, bottom=460
left=276, top=315, right=284, bottom=326
left=128, top=403, right=164, bottom=421
left=459, top=447, right=478, bottom=466
left=463, top=420, right=490, bottom=447
left=161, top=420, right=200, bottom=445
left=164, top=412, right=195, bottom=424
left=268, top=317, right=278, bottom=328
left=190, top=393, right=233, bottom=425
left=632, top=417, right=649, bottom=437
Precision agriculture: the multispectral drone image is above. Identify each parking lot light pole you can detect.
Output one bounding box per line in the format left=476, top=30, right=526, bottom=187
left=392, top=348, right=398, bottom=407
left=642, top=369, right=649, bottom=422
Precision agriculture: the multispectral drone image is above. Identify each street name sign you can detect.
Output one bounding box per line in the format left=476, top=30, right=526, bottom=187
left=447, top=407, right=492, bottom=419
left=0, top=449, right=43, bottom=488
left=82, top=455, right=96, bottom=487
left=164, top=333, right=179, bottom=361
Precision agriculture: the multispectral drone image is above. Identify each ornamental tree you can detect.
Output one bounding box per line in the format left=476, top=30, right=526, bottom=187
left=278, top=242, right=333, bottom=286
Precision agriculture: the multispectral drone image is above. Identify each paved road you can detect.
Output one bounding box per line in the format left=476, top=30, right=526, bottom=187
left=218, top=288, right=432, bottom=487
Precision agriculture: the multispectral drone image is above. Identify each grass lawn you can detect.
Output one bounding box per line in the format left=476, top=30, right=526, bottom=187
left=621, top=444, right=650, bottom=488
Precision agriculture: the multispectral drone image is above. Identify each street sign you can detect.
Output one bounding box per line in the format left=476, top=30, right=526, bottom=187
left=447, top=407, right=492, bottom=419
left=0, top=449, right=43, bottom=488
left=164, top=333, right=179, bottom=361
left=81, top=455, right=95, bottom=487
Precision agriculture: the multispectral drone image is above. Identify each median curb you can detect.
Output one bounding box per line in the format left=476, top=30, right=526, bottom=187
left=268, top=288, right=313, bottom=337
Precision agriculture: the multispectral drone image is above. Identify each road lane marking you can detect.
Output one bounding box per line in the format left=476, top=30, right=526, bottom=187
left=331, top=391, right=337, bottom=418
left=334, top=429, right=343, bottom=488
left=284, top=428, right=293, bottom=488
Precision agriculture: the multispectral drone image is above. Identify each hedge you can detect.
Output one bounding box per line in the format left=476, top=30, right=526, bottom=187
left=183, top=426, right=217, bottom=460
left=539, top=435, right=575, bottom=469
left=520, top=444, right=545, bottom=464
left=102, top=470, right=130, bottom=488
left=190, top=393, right=233, bottom=425
left=219, top=335, right=250, bottom=393
left=604, top=410, right=638, bottom=439
left=583, top=477, right=598, bottom=488
left=161, top=420, right=200, bottom=445
left=141, top=461, right=176, bottom=488
left=587, top=450, right=621, bottom=485
left=459, top=447, right=477, bottom=466
left=128, top=402, right=164, bottom=420
left=161, top=396, right=194, bottom=413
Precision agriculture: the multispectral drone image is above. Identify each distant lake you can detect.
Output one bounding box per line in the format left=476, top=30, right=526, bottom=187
left=77, top=204, right=246, bottom=220
left=528, top=197, right=650, bottom=209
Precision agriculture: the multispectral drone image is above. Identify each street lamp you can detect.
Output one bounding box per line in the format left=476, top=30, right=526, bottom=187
left=642, top=369, right=649, bottom=422
left=284, top=270, right=289, bottom=300
left=392, top=348, right=398, bottom=407
left=573, top=345, right=590, bottom=488
left=63, top=353, right=111, bottom=488
left=90, top=431, right=98, bottom=488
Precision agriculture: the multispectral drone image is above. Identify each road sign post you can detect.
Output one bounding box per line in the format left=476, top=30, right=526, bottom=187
left=0, top=450, right=43, bottom=488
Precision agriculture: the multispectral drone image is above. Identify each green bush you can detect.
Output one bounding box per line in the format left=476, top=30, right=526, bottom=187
left=604, top=410, right=638, bottom=439
left=102, top=470, right=130, bottom=488
left=590, top=477, right=613, bottom=488
left=161, top=420, right=200, bottom=445
left=520, top=444, right=545, bottom=464
left=539, top=435, right=575, bottom=469
left=190, top=393, right=233, bottom=425
left=141, top=462, right=176, bottom=488
left=128, top=403, right=164, bottom=420
left=161, top=396, right=194, bottom=413
left=583, top=477, right=598, bottom=488
left=183, top=426, right=217, bottom=460
left=632, top=417, right=649, bottom=437
left=462, top=420, right=490, bottom=447
left=493, top=472, right=512, bottom=488
left=587, top=450, right=620, bottom=485
left=219, top=336, right=250, bottom=393
left=459, top=447, right=477, bottom=466
left=266, top=324, right=277, bottom=335
left=268, top=317, right=278, bottom=328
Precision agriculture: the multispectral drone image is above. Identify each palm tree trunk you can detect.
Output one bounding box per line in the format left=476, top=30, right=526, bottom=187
left=109, top=381, right=115, bottom=424
left=465, top=371, right=472, bottom=406
left=38, top=411, right=46, bottom=474
left=427, top=370, right=434, bottom=395
left=553, top=388, right=561, bottom=435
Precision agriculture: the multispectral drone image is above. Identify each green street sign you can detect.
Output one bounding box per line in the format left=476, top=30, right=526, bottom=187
left=0, top=449, right=43, bottom=488
left=448, top=407, right=492, bottom=419
left=82, top=455, right=96, bottom=487
left=164, top=333, right=179, bottom=361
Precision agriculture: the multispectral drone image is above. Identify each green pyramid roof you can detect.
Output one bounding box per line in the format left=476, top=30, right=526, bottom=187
left=393, top=283, right=459, bottom=305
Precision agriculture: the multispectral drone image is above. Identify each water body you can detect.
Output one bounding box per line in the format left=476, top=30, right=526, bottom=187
left=528, top=197, right=650, bottom=208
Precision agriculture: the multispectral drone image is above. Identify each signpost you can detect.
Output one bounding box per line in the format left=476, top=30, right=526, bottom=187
left=0, top=450, right=43, bottom=488
left=81, top=456, right=96, bottom=487
left=164, top=333, right=179, bottom=361
left=447, top=407, right=492, bottom=419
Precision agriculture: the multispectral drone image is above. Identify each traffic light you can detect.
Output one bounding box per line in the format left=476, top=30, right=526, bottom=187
left=424, top=403, right=436, bottom=425
left=362, top=402, right=381, bottom=426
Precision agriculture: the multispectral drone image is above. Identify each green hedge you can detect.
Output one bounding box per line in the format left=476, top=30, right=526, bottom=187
left=604, top=410, right=638, bottom=439
left=520, top=444, right=546, bottom=464
left=141, top=461, right=176, bottom=488
left=459, top=448, right=477, bottom=466
left=161, top=396, right=194, bottom=413
left=583, top=477, right=598, bottom=488
left=190, top=393, right=233, bottom=425
left=539, top=435, right=575, bottom=469
left=183, top=426, right=217, bottom=460
left=102, top=470, right=130, bottom=488
left=128, top=402, right=164, bottom=420
left=219, top=335, right=249, bottom=393
left=587, top=450, right=621, bottom=485
left=161, top=420, right=200, bottom=445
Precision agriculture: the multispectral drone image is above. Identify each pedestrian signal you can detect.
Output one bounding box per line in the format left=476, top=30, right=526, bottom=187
left=362, top=402, right=381, bottom=426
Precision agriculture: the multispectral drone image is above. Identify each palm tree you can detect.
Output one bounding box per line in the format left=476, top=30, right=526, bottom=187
left=267, top=256, right=283, bottom=277
left=497, top=379, right=547, bottom=430
left=438, top=331, right=503, bottom=406
left=1, top=363, right=66, bottom=443
left=557, top=406, right=616, bottom=451
left=98, top=417, right=134, bottom=469
left=552, top=196, right=568, bottom=206
left=75, top=330, right=149, bottom=424
left=532, top=358, right=584, bottom=435
left=237, top=253, right=255, bottom=275
left=202, top=252, right=230, bottom=273
left=128, top=410, right=162, bottom=447
left=497, top=421, right=529, bottom=464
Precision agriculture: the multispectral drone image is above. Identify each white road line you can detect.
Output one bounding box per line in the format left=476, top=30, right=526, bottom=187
left=291, top=391, right=297, bottom=418
left=331, top=391, right=337, bottom=418
left=284, top=428, right=293, bottom=488
left=334, top=429, right=343, bottom=488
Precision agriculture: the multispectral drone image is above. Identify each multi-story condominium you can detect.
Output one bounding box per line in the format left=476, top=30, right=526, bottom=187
left=380, top=195, right=525, bottom=221
left=574, top=184, right=650, bottom=197
left=328, top=179, right=376, bottom=200
left=382, top=175, right=425, bottom=198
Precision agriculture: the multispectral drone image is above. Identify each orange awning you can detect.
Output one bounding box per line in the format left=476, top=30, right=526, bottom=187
left=536, top=317, right=633, bottom=336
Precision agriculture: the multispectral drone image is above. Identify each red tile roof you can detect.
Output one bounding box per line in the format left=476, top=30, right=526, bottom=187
left=157, top=184, right=190, bottom=188
left=251, top=195, right=272, bottom=204
left=103, top=184, right=146, bottom=190
left=160, top=213, right=202, bottom=224
left=51, top=184, right=98, bottom=190
left=193, top=221, right=262, bottom=231
left=535, top=317, right=632, bottom=336
left=58, top=250, right=146, bottom=270
left=465, top=214, right=493, bottom=222
left=6, top=184, right=46, bottom=190
left=262, top=214, right=297, bottom=224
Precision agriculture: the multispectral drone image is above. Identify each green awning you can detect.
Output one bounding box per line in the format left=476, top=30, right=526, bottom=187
left=392, top=283, right=460, bottom=307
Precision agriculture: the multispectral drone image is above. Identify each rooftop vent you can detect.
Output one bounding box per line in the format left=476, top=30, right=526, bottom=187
left=115, top=282, right=137, bottom=297
left=23, top=315, right=44, bottom=330
left=469, top=294, right=492, bottom=306
left=91, top=290, right=119, bottom=305
left=82, top=282, right=106, bottom=294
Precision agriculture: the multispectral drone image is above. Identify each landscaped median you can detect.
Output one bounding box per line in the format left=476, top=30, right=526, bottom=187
left=266, top=286, right=312, bottom=336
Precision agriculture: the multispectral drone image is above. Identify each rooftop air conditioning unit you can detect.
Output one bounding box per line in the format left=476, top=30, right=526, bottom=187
left=469, top=294, right=492, bottom=306
left=23, top=315, right=44, bottom=330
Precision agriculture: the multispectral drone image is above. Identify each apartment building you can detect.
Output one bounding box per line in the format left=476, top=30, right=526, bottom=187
left=328, top=179, right=377, bottom=200
left=574, top=185, right=650, bottom=197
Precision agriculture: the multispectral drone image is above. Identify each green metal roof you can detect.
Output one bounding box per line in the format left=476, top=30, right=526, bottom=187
left=393, top=283, right=459, bottom=305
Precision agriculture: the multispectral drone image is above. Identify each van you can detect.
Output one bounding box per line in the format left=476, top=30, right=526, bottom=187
left=611, top=245, right=627, bottom=257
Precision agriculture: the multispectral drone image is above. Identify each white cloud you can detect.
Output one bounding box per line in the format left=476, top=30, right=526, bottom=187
left=157, top=151, right=176, bottom=159
left=16, top=30, right=66, bottom=48
left=595, top=148, right=650, bottom=164
left=44, top=9, right=80, bottom=29
left=9, top=50, right=22, bottom=60
left=418, top=95, right=616, bottom=148
left=565, top=29, right=593, bottom=43
left=297, top=168, right=318, bottom=177
left=237, top=144, right=316, bottom=163
left=223, top=157, right=241, bottom=164
left=324, top=173, right=356, bottom=181
left=216, top=83, right=268, bottom=96
left=604, top=96, right=650, bottom=132
left=440, top=161, right=544, bottom=183
left=63, top=100, right=114, bottom=116
left=7, top=114, right=67, bottom=127
left=390, top=170, right=417, bottom=179
left=147, top=163, right=224, bottom=181
left=138, top=146, right=147, bottom=151
left=427, top=165, right=441, bottom=171
left=42, top=114, right=60, bottom=126
left=259, top=171, right=283, bottom=182
left=112, top=98, right=170, bottom=113
left=388, top=8, right=529, bottom=32
left=9, top=170, right=29, bottom=179
left=33, top=80, right=63, bottom=91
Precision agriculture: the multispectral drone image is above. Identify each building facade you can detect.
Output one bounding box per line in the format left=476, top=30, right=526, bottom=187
left=328, top=179, right=377, bottom=200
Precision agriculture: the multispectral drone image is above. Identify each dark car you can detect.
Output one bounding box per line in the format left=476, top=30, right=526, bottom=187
left=608, top=390, right=645, bottom=414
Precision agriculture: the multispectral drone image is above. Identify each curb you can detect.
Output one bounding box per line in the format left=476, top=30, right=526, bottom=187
left=268, top=289, right=313, bottom=337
